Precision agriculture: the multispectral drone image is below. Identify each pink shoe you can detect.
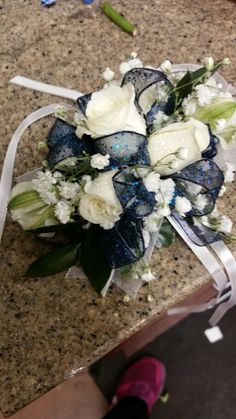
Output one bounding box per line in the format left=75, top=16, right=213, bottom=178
left=113, top=356, right=166, bottom=414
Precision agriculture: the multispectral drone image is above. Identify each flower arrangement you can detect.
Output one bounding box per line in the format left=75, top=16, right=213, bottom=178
left=8, top=55, right=236, bottom=295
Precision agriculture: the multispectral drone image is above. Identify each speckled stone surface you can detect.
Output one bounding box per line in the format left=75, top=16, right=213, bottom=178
left=0, top=0, right=236, bottom=416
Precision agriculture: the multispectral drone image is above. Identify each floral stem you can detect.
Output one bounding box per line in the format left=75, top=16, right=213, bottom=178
left=102, top=2, right=137, bottom=36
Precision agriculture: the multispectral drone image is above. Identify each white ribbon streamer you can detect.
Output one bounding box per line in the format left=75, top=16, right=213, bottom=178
left=1, top=74, right=236, bottom=325
left=10, top=76, right=82, bottom=101
left=0, top=104, right=58, bottom=242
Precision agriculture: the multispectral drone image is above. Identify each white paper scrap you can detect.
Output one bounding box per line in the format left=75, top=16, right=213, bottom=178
left=204, top=326, right=224, bottom=343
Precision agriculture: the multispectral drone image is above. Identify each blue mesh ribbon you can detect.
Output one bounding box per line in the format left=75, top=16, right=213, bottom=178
left=100, top=169, right=156, bottom=268
left=121, top=68, right=175, bottom=129
left=47, top=118, right=93, bottom=169
left=101, top=215, right=145, bottom=268
left=171, top=211, right=221, bottom=246
left=113, top=169, right=156, bottom=219
left=171, top=159, right=224, bottom=217
left=94, top=131, right=150, bottom=169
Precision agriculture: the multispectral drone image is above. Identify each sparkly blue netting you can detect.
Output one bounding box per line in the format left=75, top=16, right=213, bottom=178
left=94, top=131, right=150, bottom=169
left=47, top=119, right=93, bottom=169
left=172, top=211, right=221, bottom=246
left=101, top=215, right=145, bottom=268
left=121, top=68, right=175, bottom=128
left=172, top=159, right=224, bottom=216
left=113, top=169, right=156, bottom=219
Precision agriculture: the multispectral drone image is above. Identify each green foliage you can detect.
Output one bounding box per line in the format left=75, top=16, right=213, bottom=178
left=80, top=227, right=112, bottom=293
left=24, top=243, right=80, bottom=278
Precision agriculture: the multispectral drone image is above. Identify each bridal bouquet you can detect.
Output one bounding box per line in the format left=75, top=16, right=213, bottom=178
left=8, top=55, right=236, bottom=294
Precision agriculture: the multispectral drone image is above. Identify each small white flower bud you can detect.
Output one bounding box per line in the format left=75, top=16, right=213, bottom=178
left=119, top=62, right=131, bottom=75
left=130, top=51, right=138, bottom=58
left=203, top=56, right=214, bottom=70
left=223, top=57, right=231, bottom=65
left=123, top=294, right=130, bottom=303
left=102, top=67, right=115, bottom=82
left=147, top=294, right=154, bottom=302
left=175, top=196, right=192, bottom=216
left=160, top=59, right=172, bottom=73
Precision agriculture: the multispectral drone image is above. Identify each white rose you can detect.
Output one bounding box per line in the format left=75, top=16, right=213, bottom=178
left=148, top=119, right=210, bottom=175
left=79, top=171, right=123, bottom=228
left=82, top=83, right=146, bottom=138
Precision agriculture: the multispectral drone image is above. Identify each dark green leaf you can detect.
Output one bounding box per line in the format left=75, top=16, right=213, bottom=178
left=175, top=70, right=192, bottom=101
left=155, top=219, right=176, bottom=249
left=80, top=228, right=111, bottom=293
left=24, top=243, right=80, bottom=277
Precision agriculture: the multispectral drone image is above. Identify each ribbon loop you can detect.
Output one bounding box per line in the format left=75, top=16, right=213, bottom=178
left=94, top=130, right=150, bottom=169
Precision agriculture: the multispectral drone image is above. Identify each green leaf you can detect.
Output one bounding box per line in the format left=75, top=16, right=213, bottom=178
left=155, top=219, right=176, bottom=249
left=80, top=228, right=112, bottom=293
left=175, top=70, right=192, bottom=101
left=9, top=190, right=40, bottom=209
left=24, top=243, right=80, bottom=278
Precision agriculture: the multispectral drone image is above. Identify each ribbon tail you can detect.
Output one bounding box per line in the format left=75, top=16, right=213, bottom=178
left=10, top=76, right=82, bottom=100
left=208, top=241, right=236, bottom=325
left=0, top=103, right=70, bottom=242
left=167, top=215, right=230, bottom=322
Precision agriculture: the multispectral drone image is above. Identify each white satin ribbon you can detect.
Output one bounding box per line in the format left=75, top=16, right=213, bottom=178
left=1, top=74, right=236, bottom=325
left=167, top=216, right=236, bottom=325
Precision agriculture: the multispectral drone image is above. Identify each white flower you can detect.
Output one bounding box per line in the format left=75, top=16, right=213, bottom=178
left=130, top=51, right=138, bottom=58
left=160, top=59, right=172, bottom=73
left=158, top=178, right=175, bottom=205
left=223, top=57, right=231, bottom=65
left=79, top=170, right=123, bottom=227
left=102, top=67, right=115, bottom=82
left=127, top=58, right=143, bottom=69
left=143, top=230, right=151, bottom=249
left=90, top=153, right=110, bottom=170
left=78, top=83, right=146, bottom=139
left=143, top=172, right=160, bottom=193
left=182, top=95, right=198, bottom=116
left=203, top=56, right=214, bottom=70
left=201, top=209, right=233, bottom=234
left=224, top=163, right=235, bottom=183
left=148, top=119, right=210, bottom=175
left=195, top=84, right=216, bottom=106
left=194, top=194, right=208, bottom=211
left=141, top=268, right=155, bottom=282
left=58, top=181, right=80, bottom=202
left=9, top=181, right=56, bottom=230
left=119, top=62, right=131, bottom=75
left=157, top=205, right=171, bottom=217
left=175, top=196, right=192, bottom=216
left=32, top=170, right=58, bottom=205
left=82, top=175, right=92, bottom=183
left=55, top=201, right=73, bottom=224
left=153, top=110, right=170, bottom=129
left=144, top=212, right=161, bottom=233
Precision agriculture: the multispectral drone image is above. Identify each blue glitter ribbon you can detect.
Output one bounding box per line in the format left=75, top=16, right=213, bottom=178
left=113, top=169, right=156, bottom=219
left=94, top=131, right=150, bottom=169
left=121, top=68, right=175, bottom=130
left=101, top=214, right=145, bottom=268
left=47, top=118, right=93, bottom=169
left=171, top=159, right=224, bottom=217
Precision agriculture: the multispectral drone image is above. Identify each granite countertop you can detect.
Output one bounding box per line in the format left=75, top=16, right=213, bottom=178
left=0, top=0, right=236, bottom=416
